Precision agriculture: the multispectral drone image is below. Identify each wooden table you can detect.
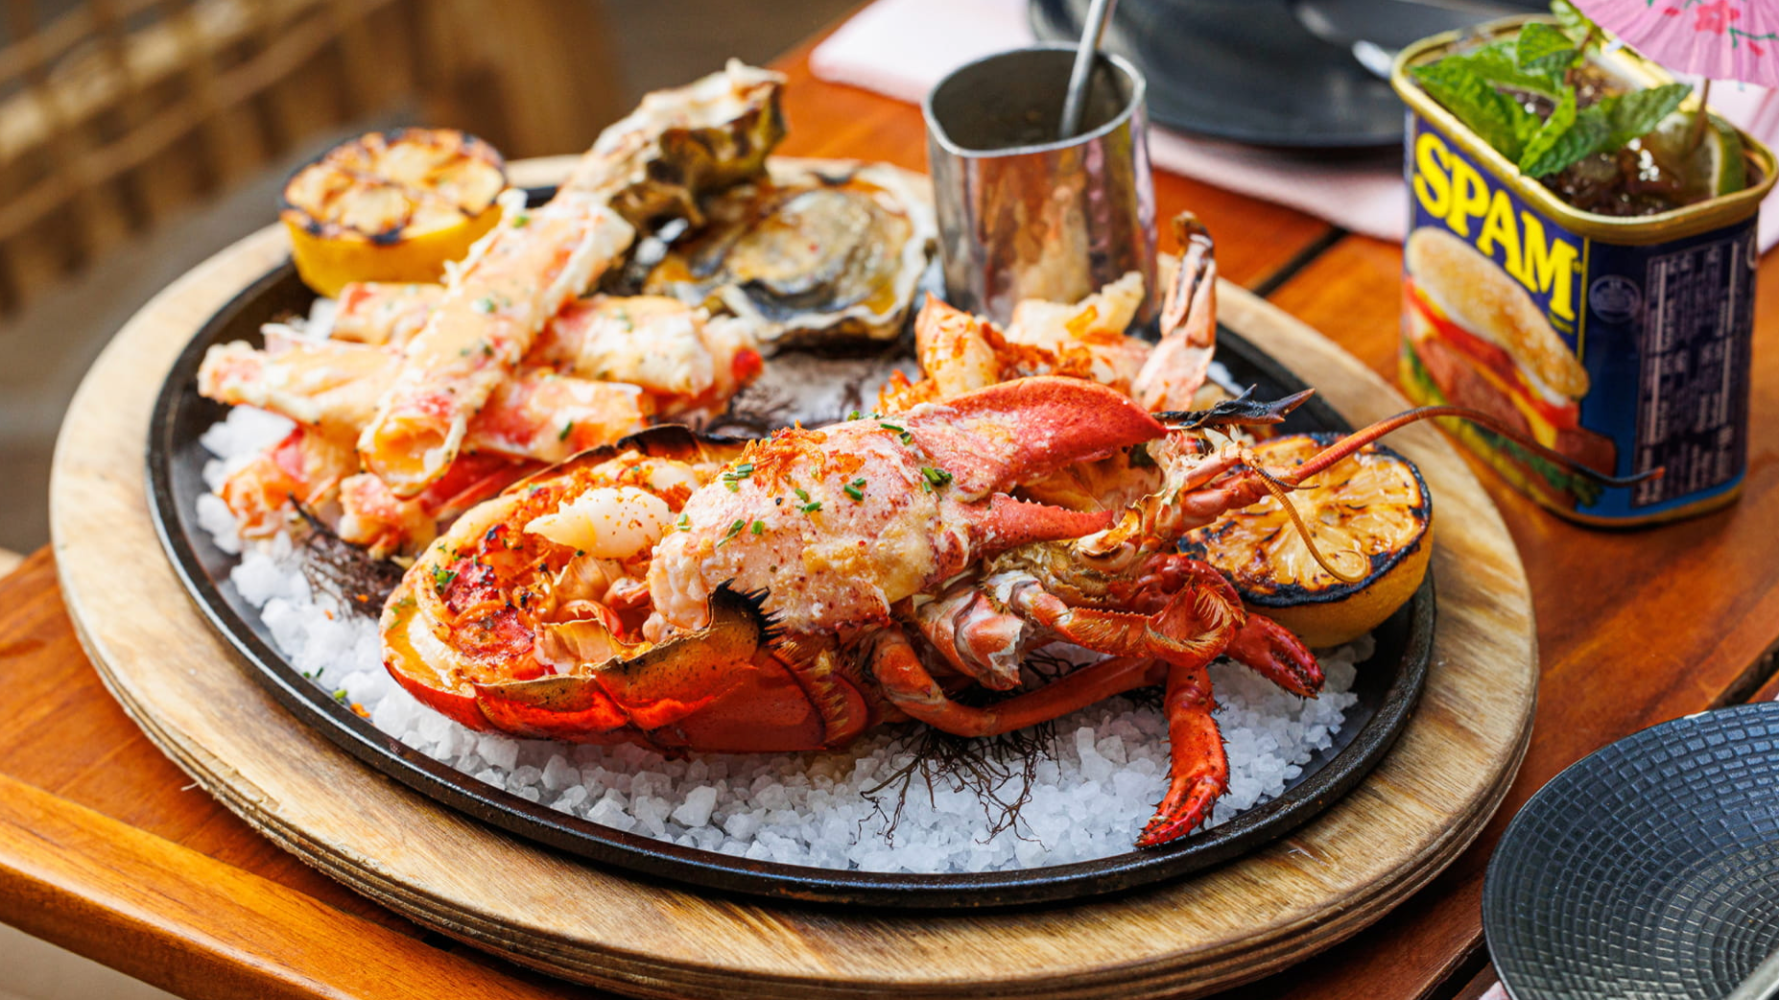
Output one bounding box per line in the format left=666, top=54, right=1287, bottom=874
left=4, top=38, right=1778, bottom=1000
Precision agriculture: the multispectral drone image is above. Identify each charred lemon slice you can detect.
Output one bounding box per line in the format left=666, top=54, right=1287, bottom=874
left=1184, top=433, right=1431, bottom=648
left=281, top=128, right=507, bottom=297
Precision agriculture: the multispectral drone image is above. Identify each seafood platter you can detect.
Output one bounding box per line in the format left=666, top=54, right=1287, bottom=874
left=132, top=62, right=1580, bottom=909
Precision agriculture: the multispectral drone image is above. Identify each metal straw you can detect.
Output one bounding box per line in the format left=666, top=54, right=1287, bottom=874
left=1058, top=0, right=1120, bottom=139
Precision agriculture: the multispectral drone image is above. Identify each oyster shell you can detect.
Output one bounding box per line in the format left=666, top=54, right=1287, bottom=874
left=568, top=60, right=787, bottom=229
left=642, top=158, right=936, bottom=348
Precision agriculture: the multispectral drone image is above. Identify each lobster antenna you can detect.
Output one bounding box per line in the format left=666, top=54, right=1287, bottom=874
left=1287, top=405, right=1663, bottom=487
left=1154, top=386, right=1315, bottom=430
left=1248, top=464, right=1369, bottom=585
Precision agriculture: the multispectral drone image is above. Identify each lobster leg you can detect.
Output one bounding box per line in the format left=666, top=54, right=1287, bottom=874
left=885, top=604, right=1240, bottom=848
left=1225, top=614, right=1321, bottom=698
left=870, top=628, right=1161, bottom=737
left=1127, top=554, right=1323, bottom=697
left=1132, top=214, right=1218, bottom=412
left=1010, top=572, right=1244, bottom=847
left=1137, top=658, right=1227, bottom=847
left=911, top=581, right=1028, bottom=691
left=1008, top=569, right=1245, bottom=669
left=912, top=562, right=1251, bottom=694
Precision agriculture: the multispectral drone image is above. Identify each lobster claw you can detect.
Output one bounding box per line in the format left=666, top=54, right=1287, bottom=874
left=904, top=377, right=1169, bottom=500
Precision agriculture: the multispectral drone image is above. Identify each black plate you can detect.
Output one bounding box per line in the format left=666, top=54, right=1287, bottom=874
left=146, top=248, right=1434, bottom=909
left=1029, top=0, right=1540, bottom=149
left=1484, top=702, right=1779, bottom=999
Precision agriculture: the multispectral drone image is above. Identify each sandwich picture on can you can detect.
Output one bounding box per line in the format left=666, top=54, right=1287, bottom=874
left=1401, top=227, right=1615, bottom=509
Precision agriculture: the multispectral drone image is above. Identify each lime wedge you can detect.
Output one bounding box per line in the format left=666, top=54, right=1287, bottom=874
left=1706, top=115, right=1748, bottom=196
left=1645, top=110, right=1747, bottom=200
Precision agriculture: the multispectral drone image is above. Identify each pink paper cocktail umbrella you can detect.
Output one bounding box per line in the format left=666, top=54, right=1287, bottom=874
left=1576, top=0, right=1779, bottom=87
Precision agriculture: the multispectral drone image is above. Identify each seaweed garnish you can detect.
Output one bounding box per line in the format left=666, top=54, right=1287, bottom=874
left=294, top=506, right=403, bottom=617
left=859, top=646, right=1088, bottom=847
left=861, top=713, right=1058, bottom=848
left=858, top=645, right=1167, bottom=846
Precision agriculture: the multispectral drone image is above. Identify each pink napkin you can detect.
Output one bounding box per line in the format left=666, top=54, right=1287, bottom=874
left=809, top=0, right=1779, bottom=250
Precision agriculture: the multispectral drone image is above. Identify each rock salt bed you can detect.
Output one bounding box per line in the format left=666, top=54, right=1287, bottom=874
left=197, top=407, right=1369, bottom=874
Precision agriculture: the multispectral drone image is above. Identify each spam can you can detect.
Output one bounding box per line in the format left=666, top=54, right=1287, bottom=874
left=1392, top=21, right=1776, bottom=526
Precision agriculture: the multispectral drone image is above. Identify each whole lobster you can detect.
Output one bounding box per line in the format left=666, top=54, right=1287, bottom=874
left=385, top=370, right=1632, bottom=847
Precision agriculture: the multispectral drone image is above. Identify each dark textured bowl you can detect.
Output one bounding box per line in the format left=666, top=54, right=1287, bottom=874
left=1029, top=0, right=1543, bottom=149
left=146, top=222, right=1434, bottom=909
left=1485, top=702, right=1779, bottom=999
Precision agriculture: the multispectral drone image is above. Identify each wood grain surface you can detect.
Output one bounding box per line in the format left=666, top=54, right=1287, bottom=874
left=45, top=155, right=1533, bottom=999
left=10, top=34, right=1777, bottom=1000
left=1250, top=232, right=1779, bottom=1000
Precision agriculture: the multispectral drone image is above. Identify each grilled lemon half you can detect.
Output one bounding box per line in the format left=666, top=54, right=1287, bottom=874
left=281, top=128, right=507, bottom=297
left=1184, top=433, right=1431, bottom=648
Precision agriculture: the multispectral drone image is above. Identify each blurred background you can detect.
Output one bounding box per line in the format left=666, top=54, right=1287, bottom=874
left=0, top=0, right=855, bottom=561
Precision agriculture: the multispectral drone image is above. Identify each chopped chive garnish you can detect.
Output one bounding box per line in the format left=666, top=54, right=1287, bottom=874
left=843, top=478, right=865, bottom=502
left=557, top=420, right=574, bottom=441
left=677, top=513, right=691, bottom=531
left=430, top=564, right=458, bottom=592
left=719, top=519, right=746, bottom=546
left=473, top=296, right=496, bottom=313
left=793, top=487, right=810, bottom=502
left=800, top=501, right=822, bottom=513
left=920, top=466, right=953, bottom=487
left=512, top=212, right=530, bottom=228
left=333, top=689, right=349, bottom=703
left=721, top=462, right=754, bottom=493
left=846, top=409, right=862, bottom=421
left=751, top=520, right=765, bottom=535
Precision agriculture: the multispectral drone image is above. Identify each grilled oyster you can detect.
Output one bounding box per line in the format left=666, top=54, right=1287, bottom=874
left=568, top=59, right=787, bottom=230
left=642, top=158, right=936, bottom=348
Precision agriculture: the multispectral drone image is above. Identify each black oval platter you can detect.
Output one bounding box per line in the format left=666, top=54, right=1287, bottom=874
left=147, top=198, right=1434, bottom=910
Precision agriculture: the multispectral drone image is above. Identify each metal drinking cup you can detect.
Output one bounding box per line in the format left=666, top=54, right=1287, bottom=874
left=923, top=45, right=1157, bottom=325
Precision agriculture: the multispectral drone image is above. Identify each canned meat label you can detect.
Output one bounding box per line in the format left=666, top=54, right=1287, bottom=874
left=1400, top=113, right=1756, bottom=521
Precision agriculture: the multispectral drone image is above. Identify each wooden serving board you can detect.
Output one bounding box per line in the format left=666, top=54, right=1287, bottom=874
left=51, top=158, right=1536, bottom=999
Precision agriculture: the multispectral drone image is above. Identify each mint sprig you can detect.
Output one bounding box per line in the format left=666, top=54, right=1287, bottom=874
left=1549, top=0, right=1597, bottom=49
left=1410, top=1, right=1693, bottom=180
left=1412, top=56, right=1535, bottom=163
left=1466, top=41, right=1566, bottom=100
left=1521, top=95, right=1611, bottom=177
left=1514, top=22, right=1578, bottom=77
left=1602, top=83, right=1692, bottom=149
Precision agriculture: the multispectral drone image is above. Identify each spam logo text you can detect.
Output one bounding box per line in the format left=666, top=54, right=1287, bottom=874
left=1412, top=129, right=1581, bottom=324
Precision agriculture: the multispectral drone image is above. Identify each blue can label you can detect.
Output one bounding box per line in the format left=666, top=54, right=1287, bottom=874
left=1400, top=111, right=1756, bottom=521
